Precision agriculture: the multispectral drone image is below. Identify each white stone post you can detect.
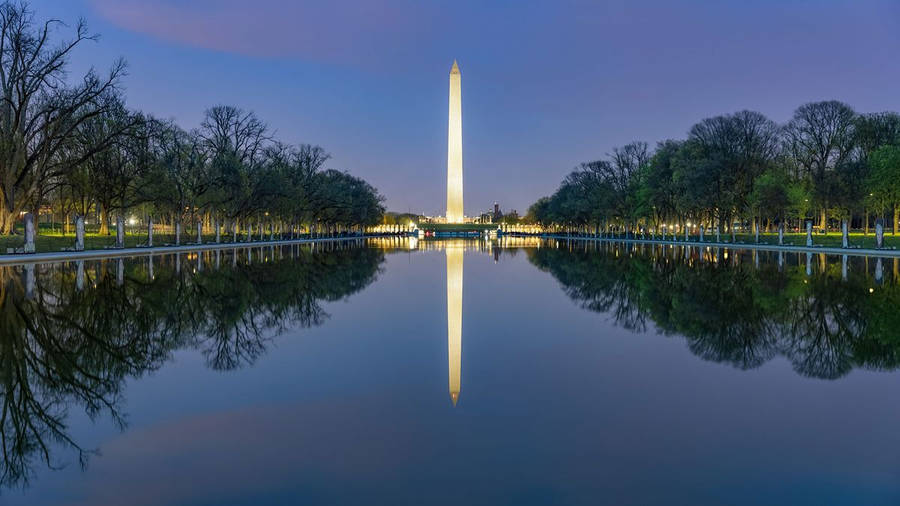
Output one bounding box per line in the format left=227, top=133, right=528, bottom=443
left=23, top=212, right=35, bottom=253
left=841, top=219, right=848, bottom=248
left=778, top=222, right=784, bottom=245
left=699, top=226, right=704, bottom=242
left=196, top=221, right=202, bottom=244
left=147, top=216, right=154, bottom=247
left=684, top=225, right=688, bottom=242
left=806, top=220, right=813, bottom=247
left=175, top=221, right=181, bottom=246
left=116, top=215, right=125, bottom=248
left=716, top=225, right=720, bottom=243
left=215, top=218, right=221, bottom=243
left=754, top=220, right=759, bottom=243
left=247, top=222, right=252, bottom=242
left=75, top=215, right=85, bottom=251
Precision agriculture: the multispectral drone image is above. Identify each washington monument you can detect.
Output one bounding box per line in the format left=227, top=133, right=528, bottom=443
left=446, top=60, right=463, bottom=223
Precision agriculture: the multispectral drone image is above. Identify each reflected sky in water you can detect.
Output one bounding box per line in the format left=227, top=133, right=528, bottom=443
left=4, top=238, right=900, bottom=505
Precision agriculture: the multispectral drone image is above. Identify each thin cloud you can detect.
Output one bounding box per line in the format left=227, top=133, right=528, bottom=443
left=90, top=0, right=440, bottom=67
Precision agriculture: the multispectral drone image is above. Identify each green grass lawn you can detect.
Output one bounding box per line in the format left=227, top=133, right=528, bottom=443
left=0, top=228, right=280, bottom=254
left=596, top=231, right=900, bottom=249
left=713, top=232, right=900, bottom=249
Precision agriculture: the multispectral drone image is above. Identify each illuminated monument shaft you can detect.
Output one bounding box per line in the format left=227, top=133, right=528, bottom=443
left=446, top=60, right=463, bottom=223
left=447, top=247, right=463, bottom=405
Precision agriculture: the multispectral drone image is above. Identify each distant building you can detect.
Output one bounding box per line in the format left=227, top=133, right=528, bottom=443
left=472, top=202, right=516, bottom=224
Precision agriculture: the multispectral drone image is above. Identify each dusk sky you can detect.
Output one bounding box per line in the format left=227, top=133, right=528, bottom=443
left=37, top=0, right=900, bottom=215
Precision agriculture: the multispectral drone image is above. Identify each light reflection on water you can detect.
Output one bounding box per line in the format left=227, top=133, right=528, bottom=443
left=3, top=237, right=900, bottom=505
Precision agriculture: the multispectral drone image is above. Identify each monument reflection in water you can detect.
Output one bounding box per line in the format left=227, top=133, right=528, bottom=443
left=446, top=245, right=463, bottom=405
left=437, top=237, right=541, bottom=405
left=378, top=236, right=541, bottom=407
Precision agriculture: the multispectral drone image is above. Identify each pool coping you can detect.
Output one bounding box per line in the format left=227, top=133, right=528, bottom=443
left=527, top=234, right=900, bottom=258
left=0, top=236, right=382, bottom=265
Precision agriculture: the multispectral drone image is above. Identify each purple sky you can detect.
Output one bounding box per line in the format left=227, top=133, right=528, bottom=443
left=37, top=0, right=900, bottom=215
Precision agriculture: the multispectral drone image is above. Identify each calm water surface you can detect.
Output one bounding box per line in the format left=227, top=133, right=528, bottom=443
left=3, top=238, right=900, bottom=505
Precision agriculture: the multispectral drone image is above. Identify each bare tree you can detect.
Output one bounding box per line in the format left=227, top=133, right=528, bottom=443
left=58, top=92, right=144, bottom=234
left=199, top=105, right=269, bottom=167
left=0, top=2, right=126, bottom=233
left=783, top=101, right=856, bottom=227
left=689, top=110, right=780, bottom=225
left=607, top=141, right=650, bottom=193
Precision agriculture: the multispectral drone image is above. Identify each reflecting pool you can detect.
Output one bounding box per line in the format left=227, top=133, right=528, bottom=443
left=3, top=238, right=900, bottom=505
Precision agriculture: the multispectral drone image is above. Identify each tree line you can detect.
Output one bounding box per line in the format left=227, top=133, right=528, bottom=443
left=0, top=2, right=384, bottom=240
left=528, top=102, right=900, bottom=235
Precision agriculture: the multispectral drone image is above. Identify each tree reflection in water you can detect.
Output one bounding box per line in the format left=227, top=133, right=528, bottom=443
left=529, top=241, right=900, bottom=380
left=0, top=241, right=384, bottom=490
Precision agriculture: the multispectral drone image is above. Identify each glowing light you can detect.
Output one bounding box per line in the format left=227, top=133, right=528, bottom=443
left=869, top=288, right=875, bottom=293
